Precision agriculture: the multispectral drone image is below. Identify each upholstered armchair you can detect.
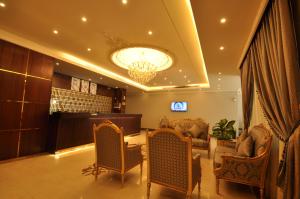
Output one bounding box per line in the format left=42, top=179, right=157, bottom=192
left=213, top=124, right=272, bottom=199
left=146, top=128, right=201, bottom=199
left=160, top=117, right=211, bottom=158
left=93, top=120, right=143, bottom=186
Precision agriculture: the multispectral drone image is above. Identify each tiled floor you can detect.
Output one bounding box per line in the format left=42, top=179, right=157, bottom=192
left=0, top=133, right=256, bottom=199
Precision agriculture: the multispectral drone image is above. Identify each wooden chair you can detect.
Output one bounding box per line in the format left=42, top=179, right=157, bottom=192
left=93, top=120, right=143, bottom=186
left=146, top=128, right=201, bottom=199
left=214, top=124, right=272, bottom=199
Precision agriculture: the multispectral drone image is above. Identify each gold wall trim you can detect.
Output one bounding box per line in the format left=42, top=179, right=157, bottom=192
left=0, top=68, right=51, bottom=81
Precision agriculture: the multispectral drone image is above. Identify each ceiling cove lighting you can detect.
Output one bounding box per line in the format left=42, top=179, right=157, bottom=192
left=111, top=47, right=173, bottom=84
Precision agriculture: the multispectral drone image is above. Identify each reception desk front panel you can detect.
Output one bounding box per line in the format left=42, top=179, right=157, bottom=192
left=48, top=112, right=142, bottom=152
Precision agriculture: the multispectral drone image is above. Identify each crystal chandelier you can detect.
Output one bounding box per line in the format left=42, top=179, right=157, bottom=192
left=111, top=47, right=173, bottom=84
left=128, top=61, right=157, bottom=84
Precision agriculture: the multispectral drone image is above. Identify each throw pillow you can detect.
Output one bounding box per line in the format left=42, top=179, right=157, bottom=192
left=174, top=124, right=183, bottom=132
left=237, top=136, right=254, bottom=157
left=159, top=116, right=169, bottom=128
left=187, top=124, right=202, bottom=138
left=235, top=131, right=248, bottom=151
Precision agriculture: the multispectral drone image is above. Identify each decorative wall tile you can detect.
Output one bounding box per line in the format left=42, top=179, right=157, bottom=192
left=50, top=87, right=112, bottom=114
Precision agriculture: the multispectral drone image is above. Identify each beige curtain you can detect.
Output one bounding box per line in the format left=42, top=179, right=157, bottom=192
left=241, top=0, right=300, bottom=198
left=240, top=56, right=254, bottom=130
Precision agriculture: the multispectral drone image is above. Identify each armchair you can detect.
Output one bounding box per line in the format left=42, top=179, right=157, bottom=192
left=146, top=128, right=201, bottom=199
left=214, top=124, right=272, bottom=199
left=93, top=120, right=143, bottom=186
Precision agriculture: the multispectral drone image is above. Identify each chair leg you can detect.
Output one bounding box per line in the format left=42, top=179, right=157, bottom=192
left=208, top=147, right=211, bottom=159
left=147, top=182, right=151, bottom=199
left=186, top=193, right=191, bottom=199
left=140, top=161, right=143, bottom=184
left=121, top=174, right=125, bottom=187
left=94, top=165, right=99, bottom=181
left=198, top=180, right=201, bottom=199
left=260, top=188, right=264, bottom=199
left=216, top=178, right=220, bottom=194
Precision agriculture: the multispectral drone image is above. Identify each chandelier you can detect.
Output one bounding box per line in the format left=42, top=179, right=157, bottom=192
left=111, top=47, right=173, bottom=84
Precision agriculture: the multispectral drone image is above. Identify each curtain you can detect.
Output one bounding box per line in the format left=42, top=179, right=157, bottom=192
left=241, top=0, right=300, bottom=198
left=240, top=56, right=254, bottom=130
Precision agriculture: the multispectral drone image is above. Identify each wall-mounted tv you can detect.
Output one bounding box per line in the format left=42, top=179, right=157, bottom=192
left=171, top=102, right=188, bottom=112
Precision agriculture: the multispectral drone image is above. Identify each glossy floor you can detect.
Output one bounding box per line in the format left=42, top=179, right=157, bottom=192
left=0, top=134, right=256, bottom=199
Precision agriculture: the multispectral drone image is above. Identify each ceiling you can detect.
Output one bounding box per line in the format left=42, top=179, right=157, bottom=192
left=0, top=0, right=267, bottom=93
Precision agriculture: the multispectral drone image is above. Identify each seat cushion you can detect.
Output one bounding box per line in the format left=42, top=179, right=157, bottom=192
left=214, top=146, right=236, bottom=168
left=192, top=138, right=209, bottom=148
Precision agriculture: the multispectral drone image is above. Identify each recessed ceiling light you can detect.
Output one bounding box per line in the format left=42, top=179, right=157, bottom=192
left=218, top=78, right=222, bottom=81
left=122, top=0, right=128, bottom=5
left=218, top=72, right=222, bottom=75
left=55, top=62, right=60, bottom=66
left=164, top=77, right=167, bottom=80
left=53, top=30, right=59, bottom=34
left=184, top=75, right=187, bottom=79
left=219, top=46, right=225, bottom=51
left=0, top=2, right=5, bottom=7
left=88, top=78, right=91, bottom=81
left=178, top=69, right=182, bottom=73
left=115, top=86, right=118, bottom=88
left=100, top=77, right=103, bottom=80
left=220, top=18, right=227, bottom=24
left=148, top=30, right=153, bottom=35
left=125, top=85, right=129, bottom=88
left=87, top=48, right=92, bottom=52
left=81, top=16, right=87, bottom=22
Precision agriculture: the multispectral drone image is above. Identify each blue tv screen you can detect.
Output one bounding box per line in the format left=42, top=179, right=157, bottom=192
left=171, top=102, right=188, bottom=112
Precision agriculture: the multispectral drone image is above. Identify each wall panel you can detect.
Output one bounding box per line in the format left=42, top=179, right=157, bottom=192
left=0, top=39, right=54, bottom=160
left=0, top=131, right=19, bottom=159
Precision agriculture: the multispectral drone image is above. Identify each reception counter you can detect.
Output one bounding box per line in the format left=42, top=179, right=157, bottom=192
left=47, top=112, right=142, bottom=152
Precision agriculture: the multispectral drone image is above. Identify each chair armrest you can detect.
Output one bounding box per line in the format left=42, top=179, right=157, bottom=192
left=214, top=154, right=268, bottom=184
left=125, top=144, right=143, bottom=170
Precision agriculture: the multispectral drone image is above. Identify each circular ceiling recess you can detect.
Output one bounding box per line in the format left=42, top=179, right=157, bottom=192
left=111, top=47, right=173, bottom=71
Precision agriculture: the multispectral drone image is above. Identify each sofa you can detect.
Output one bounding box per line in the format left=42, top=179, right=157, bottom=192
left=159, top=117, right=210, bottom=158
left=213, top=124, right=272, bottom=199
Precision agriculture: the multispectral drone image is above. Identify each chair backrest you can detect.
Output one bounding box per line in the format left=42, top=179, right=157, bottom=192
left=93, top=120, right=125, bottom=171
left=147, top=128, right=192, bottom=192
left=160, top=118, right=209, bottom=140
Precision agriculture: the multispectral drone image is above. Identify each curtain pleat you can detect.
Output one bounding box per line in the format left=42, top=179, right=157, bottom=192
left=240, top=56, right=253, bottom=130
left=240, top=0, right=300, bottom=198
